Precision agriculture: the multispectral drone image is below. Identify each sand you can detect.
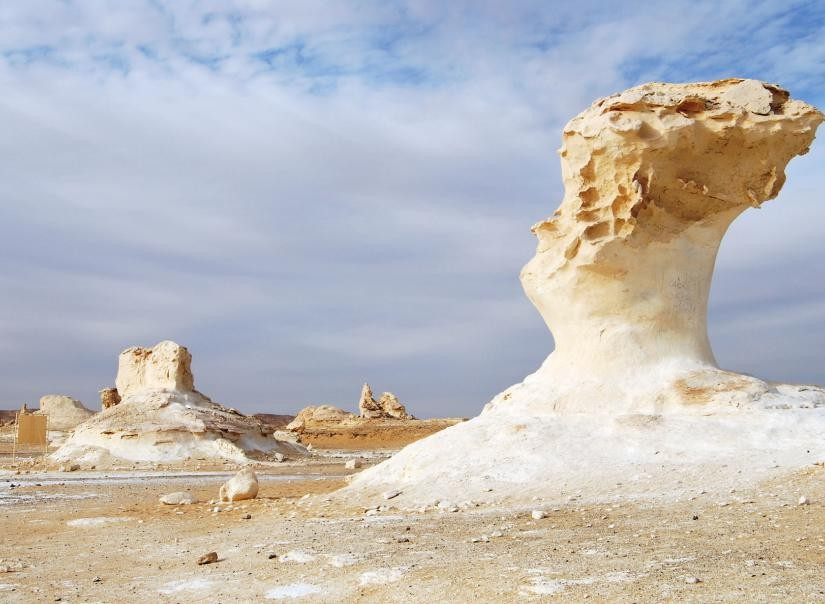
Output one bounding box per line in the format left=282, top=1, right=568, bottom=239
left=1, top=455, right=823, bottom=603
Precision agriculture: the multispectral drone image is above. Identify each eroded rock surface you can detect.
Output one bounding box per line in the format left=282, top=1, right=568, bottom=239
left=342, top=80, right=825, bottom=506
left=491, top=78, right=824, bottom=415
left=99, top=388, right=121, bottom=409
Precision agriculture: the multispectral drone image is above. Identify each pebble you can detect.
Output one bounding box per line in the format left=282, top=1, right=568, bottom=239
left=531, top=510, right=546, bottom=520
left=197, top=552, right=218, bottom=565
left=345, top=458, right=362, bottom=470
left=798, top=496, right=810, bottom=506
left=242, top=514, right=252, bottom=520
left=159, top=492, right=198, bottom=506
left=382, top=490, right=401, bottom=500
left=685, top=577, right=701, bottom=584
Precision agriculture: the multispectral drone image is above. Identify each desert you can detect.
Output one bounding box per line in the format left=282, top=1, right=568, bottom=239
left=2, top=5, right=825, bottom=603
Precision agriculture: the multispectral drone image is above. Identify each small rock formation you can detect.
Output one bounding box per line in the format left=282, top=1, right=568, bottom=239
left=51, top=341, right=305, bottom=466
left=219, top=467, right=259, bottom=502
left=99, top=388, right=120, bottom=409
left=358, top=383, right=383, bottom=418
left=359, top=384, right=412, bottom=419
left=36, top=395, right=95, bottom=432
left=341, top=80, right=825, bottom=506
left=197, top=552, right=218, bottom=565
left=345, top=458, right=362, bottom=469
left=159, top=492, right=198, bottom=505
left=286, top=405, right=357, bottom=431
left=377, top=392, right=412, bottom=419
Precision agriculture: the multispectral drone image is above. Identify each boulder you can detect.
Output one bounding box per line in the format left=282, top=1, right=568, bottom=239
left=219, top=467, right=259, bottom=502
left=159, top=491, right=198, bottom=505
left=36, top=395, right=95, bottom=431
left=99, top=388, right=121, bottom=409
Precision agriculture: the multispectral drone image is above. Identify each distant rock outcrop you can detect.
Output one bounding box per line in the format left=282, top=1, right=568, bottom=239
left=359, top=384, right=412, bottom=419
left=286, top=405, right=356, bottom=431
left=36, top=395, right=95, bottom=431
left=51, top=341, right=304, bottom=466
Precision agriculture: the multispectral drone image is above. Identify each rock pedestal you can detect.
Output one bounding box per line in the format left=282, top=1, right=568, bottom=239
left=340, top=80, right=825, bottom=507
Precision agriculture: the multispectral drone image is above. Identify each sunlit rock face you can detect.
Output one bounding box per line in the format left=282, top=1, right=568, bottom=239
left=115, top=341, right=195, bottom=398
left=488, top=79, right=824, bottom=415
left=339, top=80, right=825, bottom=507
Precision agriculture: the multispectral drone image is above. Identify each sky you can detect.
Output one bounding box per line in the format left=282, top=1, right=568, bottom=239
left=1, top=1, right=824, bottom=417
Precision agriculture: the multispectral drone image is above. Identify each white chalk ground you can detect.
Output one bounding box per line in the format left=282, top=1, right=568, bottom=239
left=342, top=402, right=825, bottom=507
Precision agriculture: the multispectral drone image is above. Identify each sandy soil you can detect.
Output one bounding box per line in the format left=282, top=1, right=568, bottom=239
left=293, top=418, right=465, bottom=450
left=1, top=457, right=823, bottom=603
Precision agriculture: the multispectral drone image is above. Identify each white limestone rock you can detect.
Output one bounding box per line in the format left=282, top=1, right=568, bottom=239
left=36, top=395, right=95, bottom=431
left=219, top=467, right=259, bottom=502
left=116, top=341, right=194, bottom=398
left=286, top=405, right=356, bottom=431
left=340, top=80, right=825, bottom=507
left=160, top=491, right=199, bottom=505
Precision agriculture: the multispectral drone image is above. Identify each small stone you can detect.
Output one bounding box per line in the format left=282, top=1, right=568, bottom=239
left=395, top=536, right=410, bottom=543
left=197, top=552, right=218, bottom=565
left=159, top=492, right=198, bottom=505
left=692, top=515, right=699, bottom=520
left=92, top=576, right=101, bottom=583
left=382, top=490, right=401, bottom=500
left=345, top=458, right=362, bottom=470
left=242, top=513, right=252, bottom=520
left=685, top=576, right=701, bottom=584
left=531, top=510, right=546, bottom=520
left=798, top=496, right=810, bottom=506
left=274, top=453, right=285, bottom=462
left=267, top=553, right=278, bottom=560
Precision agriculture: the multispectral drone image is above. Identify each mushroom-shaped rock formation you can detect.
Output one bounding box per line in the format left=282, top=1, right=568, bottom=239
left=482, top=79, right=825, bottom=415
left=340, top=80, right=825, bottom=506
left=52, top=341, right=305, bottom=466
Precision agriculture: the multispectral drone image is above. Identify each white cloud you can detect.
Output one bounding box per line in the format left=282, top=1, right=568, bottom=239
left=0, top=0, right=823, bottom=415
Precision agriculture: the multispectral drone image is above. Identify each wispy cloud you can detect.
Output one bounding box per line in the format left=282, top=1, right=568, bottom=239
left=0, top=1, right=823, bottom=415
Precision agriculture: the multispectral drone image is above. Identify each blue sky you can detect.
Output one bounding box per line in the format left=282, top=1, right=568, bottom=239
left=1, top=1, right=824, bottom=417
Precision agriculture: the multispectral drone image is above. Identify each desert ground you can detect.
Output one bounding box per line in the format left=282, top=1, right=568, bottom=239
left=1, top=434, right=823, bottom=603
